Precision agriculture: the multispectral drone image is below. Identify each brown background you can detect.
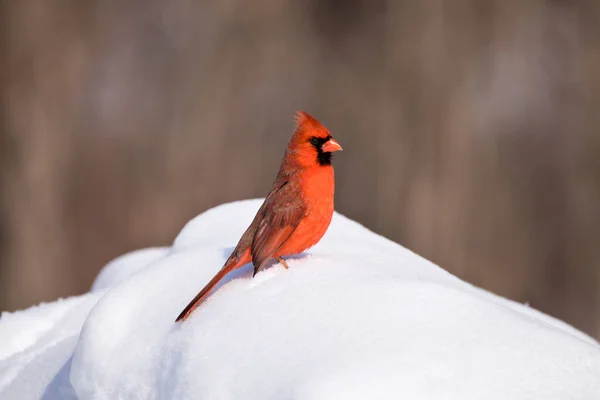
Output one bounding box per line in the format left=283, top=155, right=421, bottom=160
left=1, top=0, right=599, bottom=339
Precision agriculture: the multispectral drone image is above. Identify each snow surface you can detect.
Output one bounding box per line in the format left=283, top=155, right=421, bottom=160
left=0, top=199, right=599, bottom=400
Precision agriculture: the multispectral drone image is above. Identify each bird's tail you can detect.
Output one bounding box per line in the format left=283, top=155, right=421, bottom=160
left=175, top=258, right=241, bottom=322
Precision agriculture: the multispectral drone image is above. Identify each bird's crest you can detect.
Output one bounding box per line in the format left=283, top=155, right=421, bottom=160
left=293, top=111, right=329, bottom=139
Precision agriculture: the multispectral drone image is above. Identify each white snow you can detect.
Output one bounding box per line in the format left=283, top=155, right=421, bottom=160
left=0, top=199, right=599, bottom=400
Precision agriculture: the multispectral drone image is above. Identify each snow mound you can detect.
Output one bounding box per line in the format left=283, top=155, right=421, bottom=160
left=1, top=199, right=599, bottom=400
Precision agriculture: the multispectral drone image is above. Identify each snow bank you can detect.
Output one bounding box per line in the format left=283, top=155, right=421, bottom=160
left=0, top=199, right=599, bottom=400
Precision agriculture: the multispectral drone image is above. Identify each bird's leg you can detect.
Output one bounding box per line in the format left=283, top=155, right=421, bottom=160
left=277, top=257, right=290, bottom=270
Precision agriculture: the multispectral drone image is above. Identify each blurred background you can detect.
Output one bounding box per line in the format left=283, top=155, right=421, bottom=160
left=1, top=0, right=599, bottom=339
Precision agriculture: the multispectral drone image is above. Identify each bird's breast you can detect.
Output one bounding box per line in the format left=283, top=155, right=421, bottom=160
left=276, top=167, right=335, bottom=256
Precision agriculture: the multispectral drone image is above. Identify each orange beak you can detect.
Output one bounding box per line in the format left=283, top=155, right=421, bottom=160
left=322, top=138, right=343, bottom=152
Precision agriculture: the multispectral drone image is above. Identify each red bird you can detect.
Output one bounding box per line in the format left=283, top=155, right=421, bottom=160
left=176, top=111, right=342, bottom=322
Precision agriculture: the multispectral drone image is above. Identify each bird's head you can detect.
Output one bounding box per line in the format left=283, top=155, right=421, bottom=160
left=287, top=111, right=342, bottom=168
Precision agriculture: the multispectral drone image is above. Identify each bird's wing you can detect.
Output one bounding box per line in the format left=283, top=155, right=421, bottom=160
left=251, top=181, right=305, bottom=275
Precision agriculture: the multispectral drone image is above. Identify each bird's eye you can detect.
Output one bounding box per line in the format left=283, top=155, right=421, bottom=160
left=309, top=137, right=320, bottom=147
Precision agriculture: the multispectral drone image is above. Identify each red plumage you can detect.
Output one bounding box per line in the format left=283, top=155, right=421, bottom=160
left=176, top=111, right=342, bottom=322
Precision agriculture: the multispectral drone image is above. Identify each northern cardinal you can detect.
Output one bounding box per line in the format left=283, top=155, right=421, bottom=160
left=176, top=111, right=342, bottom=322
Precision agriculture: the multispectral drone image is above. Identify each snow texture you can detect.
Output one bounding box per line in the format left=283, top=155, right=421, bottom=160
left=0, top=199, right=599, bottom=399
